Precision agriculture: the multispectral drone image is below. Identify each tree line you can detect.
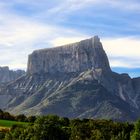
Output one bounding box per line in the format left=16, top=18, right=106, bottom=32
left=0, top=109, right=140, bottom=140
left=0, top=109, right=36, bottom=122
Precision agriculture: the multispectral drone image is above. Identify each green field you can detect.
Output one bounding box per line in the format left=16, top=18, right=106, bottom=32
left=0, top=119, right=29, bottom=128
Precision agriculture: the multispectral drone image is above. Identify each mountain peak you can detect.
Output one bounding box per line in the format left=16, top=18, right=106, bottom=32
left=91, top=35, right=100, bottom=42
left=0, top=36, right=140, bottom=121
left=27, top=36, right=111, bottom=74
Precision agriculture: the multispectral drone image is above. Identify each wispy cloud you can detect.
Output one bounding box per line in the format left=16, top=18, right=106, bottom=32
left=0, top=3, right=86, bottom=69
left=0, top=0, right=140, bottom=77
left=106, top=0, right=140, bottom=12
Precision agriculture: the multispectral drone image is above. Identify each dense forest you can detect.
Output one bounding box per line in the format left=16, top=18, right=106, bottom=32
left=0, top=109, right=140, bottom=140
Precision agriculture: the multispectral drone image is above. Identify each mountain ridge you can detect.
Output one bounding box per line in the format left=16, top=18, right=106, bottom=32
left=0, top=36, right=139, bottom=121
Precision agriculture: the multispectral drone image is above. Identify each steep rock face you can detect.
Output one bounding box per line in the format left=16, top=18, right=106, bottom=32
left=0, top=66, right=25, bottom=84
left=27, top=36, right=111, bottom=74
left=132, top=78, right=140, bottom=108
left=0, top=36, right=140, bottom=121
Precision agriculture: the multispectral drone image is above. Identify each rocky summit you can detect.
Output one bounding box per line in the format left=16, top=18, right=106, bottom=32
left=0, top=36, right=139, bottom=121
left=27, top=36, right=111, bottom=74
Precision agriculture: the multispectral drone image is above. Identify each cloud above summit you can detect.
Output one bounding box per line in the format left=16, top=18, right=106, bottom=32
left=0, top=0, right=140, bottom=77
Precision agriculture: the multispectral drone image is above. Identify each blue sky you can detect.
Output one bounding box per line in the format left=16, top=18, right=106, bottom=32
left=0, top=0, right=140, bottom=77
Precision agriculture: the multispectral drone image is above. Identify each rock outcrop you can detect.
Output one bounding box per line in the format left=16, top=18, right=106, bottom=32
left=27, top=36, right=111, bottom=74
left=0, top=36, right=139, bottom=121
left=0, top=66, right=25, bottom=84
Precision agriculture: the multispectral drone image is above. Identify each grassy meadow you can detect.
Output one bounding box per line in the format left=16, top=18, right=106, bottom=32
left=0, top=119, right=29, bottom=129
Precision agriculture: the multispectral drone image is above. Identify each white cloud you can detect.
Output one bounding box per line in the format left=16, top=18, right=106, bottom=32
left=47, top=0, right=100, bottom=13
left=109, top=59, right=140, bottom=68
left=51, top=36, right=88, bottom=46
left=102, top=37, right=140, bottom=68
left=50, top=36, right=140, bottom=69
left=44, top=0, right=140, bottom=15
left=102, top=38, right=140, bottom=57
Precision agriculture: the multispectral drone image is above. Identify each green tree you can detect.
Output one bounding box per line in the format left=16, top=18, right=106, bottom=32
left=15, top=114, right=27, bottom=122
left=27, top=116, right=36, bottom=123
left=131, top=119, right=140, bottom=140
left=90, top=129, right=105, bottom=140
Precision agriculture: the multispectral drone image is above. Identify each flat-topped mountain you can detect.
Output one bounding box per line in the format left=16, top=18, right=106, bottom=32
left=0, top=36, right=139, bottom=121
left=27, top=36, right=111, bottom=74
left=0, top=66, right=25, bottom=84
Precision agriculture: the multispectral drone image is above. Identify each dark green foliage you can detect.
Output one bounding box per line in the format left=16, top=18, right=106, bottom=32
left=69, top=119, right=133, bottom=140
left=0, top=110, right=137, bottom=140
left=15, top=114, right=27, bottom=122
left=27, top=116, right=36, bottom=123
left=0, top=109, right=37, bottom=123
left=3, top=115, right=134, bottom=140
left=0, top=129, right=8, bottom=140
left=4, top=115, right=69, bottom=140
left=131, top=119, right=140, bottom=140
left=0, top=111, right=15, bottom=121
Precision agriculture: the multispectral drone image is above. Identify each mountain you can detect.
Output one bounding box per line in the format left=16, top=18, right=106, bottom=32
left=27, top=36, right=110, bottom=74
left=0, top=36, right=139, bottom=121
left=0, top=66, right=25, bottom=84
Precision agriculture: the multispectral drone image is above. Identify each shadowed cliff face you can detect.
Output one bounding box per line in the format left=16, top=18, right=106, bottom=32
left=0, top=36, right=140, bottom=121
left=27, top=36, right=111, bottom=74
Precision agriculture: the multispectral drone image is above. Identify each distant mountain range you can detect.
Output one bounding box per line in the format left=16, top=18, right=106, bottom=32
left=0, top=36, right=139, bottom=121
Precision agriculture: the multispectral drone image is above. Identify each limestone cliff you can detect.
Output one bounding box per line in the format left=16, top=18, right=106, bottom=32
left=27, top=36, right=111, bottom=74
